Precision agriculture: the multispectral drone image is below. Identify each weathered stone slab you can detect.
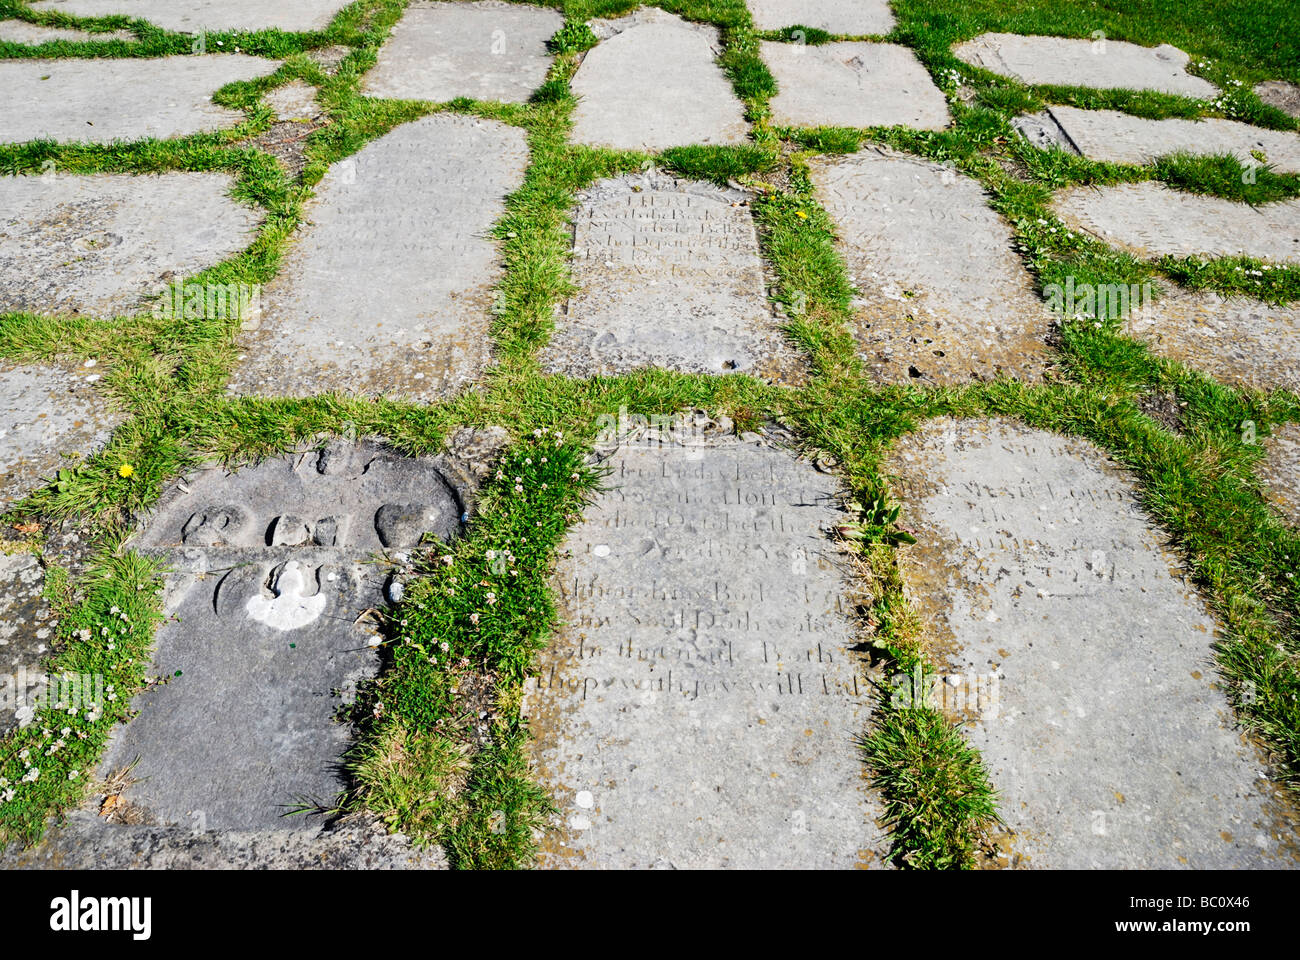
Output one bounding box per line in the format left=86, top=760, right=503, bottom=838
left=886, top=417, right=1295, bottom=868
left=748, top=0, right=894, bottom=34
left=953, top=33, right=1216, bottom=98
left=809, top=145, right=1051, bottom=382
left=1054, top=182, right=1300, bottom=264
left=0, top=362, right=121, bottom=507
left=1255, top=81, right=1300, bottom=119
left=524, top=425, right=886, bottom=869
left=363, top=1, right=562, bottom=104
left=763, top=41, right=949, bottom=130
left=99, top=439, right=481, bottom=832
left=0, top=56, right=279, bottom=145
left=570, top=8, right=748, bottom=151
left=1259, top=422, right=1300, bottom=528
left=539, top=173, right=802, bottom=381
left=1123, top=289, right=1300, bottom=393
left=1015, top=106, right=1300, bottom=173
left=231, top=115, right=528, bottom=400
left=1, top=173, right=263, bottom=318
left=29, top=0, right=352, bottom=33
left=0, top=19, right=132, bottom=43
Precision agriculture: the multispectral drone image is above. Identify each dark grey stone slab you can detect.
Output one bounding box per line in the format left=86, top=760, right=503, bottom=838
left=363, top=1, right=562, bottom=104
left=0, top=56, right=280, bottom=144
left=523, top=425, right=887, bottom=869
left=886, top=417, right=1295, bottom=868
left=1, top=173, right=263, bottom=318
left=230, top=115, right=528, bottom=400
left=29, top=0, right=353, bottom=33
left=539, top=173, right=803, bottom=381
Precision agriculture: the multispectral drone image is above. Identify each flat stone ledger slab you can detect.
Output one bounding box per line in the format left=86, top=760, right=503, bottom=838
left=569, top=9, right=748, bottom=151
left=29, top=0, right=353, bottom=32
left=0, top=19, right=133, bottom=43
left=1054, top=183, right=1300, bottom=264
left=363, top=2, right=562, bottom=104
left=1255, top=81, right=1300, bottom=119
left=231, top=115, right=528, bottom=401
left=762, top=41, right=951, bottom=130
left=101, top=440, right=473, bottom=832
left=1016, top=106, right=1300, bottom=173
left=539, top=174, right=803, bottom=381
left=0, top=173, right=263, bottom=318
left=810, top=146, right=1051, bottom=383
left=886, top=418, right=1295, bottom=868
left=0, top=56, right=280, bottom=145
left=747, top=0, right=894, bottom=34
left=524, top=435, right=886, bottom=869
left=1123, top=290, right=1300, bottom=394
left=953, top=33, right=1217, bottom=98
left=1259, top=422, right=1300, bottom=528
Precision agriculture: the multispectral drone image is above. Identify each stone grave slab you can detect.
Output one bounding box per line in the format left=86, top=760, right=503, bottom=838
left=0, top=19, right=133, bottom=43
left=363, top=1, right=562, bottom=104
left=748, top=0, right=894, bottom=35
left=1015, top=106, right=1300, bottom=173
left=231, top=115, right=528, bottom=400
left=538, top=173, right=803, bottom=382
left=885, top=417, right=1295, bottom=868
left=1, top=172, right=263, bottom=318
left=953, top=33, right=1216, bottom=98
left=1123, top=289, right=1300, bottom=394
left=809, top=145, right=1052, bottom=383
left=569, top=8, right=748, bottom=151
left=763, top=41, right=950, bottom=130
left=1259, top=422, right=1300, bottom=528
left=97, top=437, right=491, bottom=834
left=1255, top=81, right=1300, bottom=119
left=0, top=56, right=280, bottom=145
left=523, top=425, right=887, bottom=869
left=29, top=0, right=353, bottom=33
left=1054, top=183, right=1300, bottom=264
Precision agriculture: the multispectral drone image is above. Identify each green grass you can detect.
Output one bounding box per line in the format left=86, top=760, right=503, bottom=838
left=1, top=0, right=1298, bottom=870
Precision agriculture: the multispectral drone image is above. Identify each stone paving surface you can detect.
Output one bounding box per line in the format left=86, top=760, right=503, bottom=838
left=747, top=0, right=895, bottom=35
left=569, top=8, right=748, bottom=151
left=524, top=426, right=887, bottom=868
left=886, top=418, right=1296, bottom=868
left=954, top=32, right=1217, bottom=98
left=539, top=173, right=803, bottom=381
left=810, top=146, right=1051, bottom=383
left=1054, top=182, right=1300, bottom=264
left=29, top=0, right=354, bottom=33
left=1255, top=81, right=1300, bottom=118
left=1, top=172, right=263, bottom=318
left=1015, top=105, right=1300, bottom=173
left=364, top=1, right=561, bottom=104
left=0, top=55, right=279, bottom=144
left=231, top=114, right=528, bottom=400
left=763, top=41, right=950, bottom=130
left=0, top=18, right=133, bottom=43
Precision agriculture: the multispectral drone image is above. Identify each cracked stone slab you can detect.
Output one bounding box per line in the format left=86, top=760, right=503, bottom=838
left=0, top=18, right=133, bottom=43
left=953, top=32, right=1217, bottom=98
left=231, top=115, right=528, bottom=400
left=569, top=8, right=748, bottom=151
left=810, top=146, right=1052, bottom=383
left=29, top=0, right=354, bottom=33
left=763, top=41, right=950, bottom=130
left=1054, top=182, right=1300, bottom=264
left=747, top=0, right=894, bottom=34
left=0, top=55, right=280, bottom=145
left=1, top=172, right=263, bottom=318
left=538, top=173, right=804, bottom=382
left=523, top=429, right=888, bottom=869
left=1255, top=81, right=1300, bottom=119
left=1123, top=289, right=1300, bottom=394
left=94, top=437, right=498, bottom=837
left=1259, top=422, right=1300, bottom=528
left=885, top=417, right=1297, bottom=868
left=363, top=1, right=562, bottom=104
left=1016, top=106, right=1300, bottom=173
